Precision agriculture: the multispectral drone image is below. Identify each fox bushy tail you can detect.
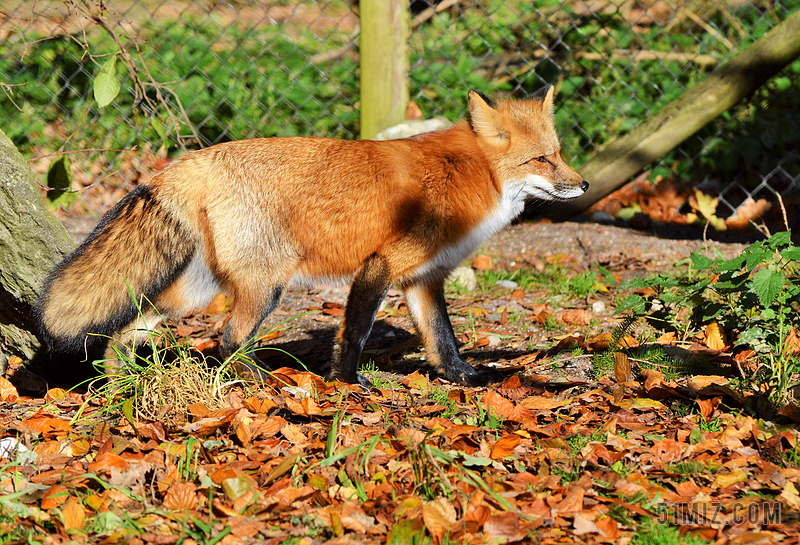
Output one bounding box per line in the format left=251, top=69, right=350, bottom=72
left=36, top=186, right=197, bottom=355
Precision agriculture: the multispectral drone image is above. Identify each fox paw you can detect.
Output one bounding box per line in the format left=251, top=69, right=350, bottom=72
left=328, top=371, right=373, bottom=389
left=440, top=359, right=481, bottom=386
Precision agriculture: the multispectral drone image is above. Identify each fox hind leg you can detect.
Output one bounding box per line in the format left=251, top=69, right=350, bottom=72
left=220, top=282, right=285, bottom=381
left=330, top=254, right=392, bottom=386
left=404, top=279, right=480, bottom=386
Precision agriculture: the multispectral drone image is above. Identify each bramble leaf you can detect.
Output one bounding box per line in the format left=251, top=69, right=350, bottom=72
left=750, top=268, right=784, bottom=306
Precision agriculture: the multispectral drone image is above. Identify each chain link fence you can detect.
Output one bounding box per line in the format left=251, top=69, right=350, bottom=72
left=2, top=0, right=799, bottom=218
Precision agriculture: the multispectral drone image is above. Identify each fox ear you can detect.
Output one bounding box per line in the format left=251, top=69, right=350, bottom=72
left=468, top=90, right=506, bottom=142
left=533, top=85, right=555, bottom=118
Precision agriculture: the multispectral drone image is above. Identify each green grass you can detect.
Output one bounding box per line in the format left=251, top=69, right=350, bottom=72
left=631, top=518, right=713, bottom=545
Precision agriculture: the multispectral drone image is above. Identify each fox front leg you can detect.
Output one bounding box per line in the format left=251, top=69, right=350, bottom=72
left=330, top=254, right=392, bottom=387
left=404, top=280, right=480, bottom=386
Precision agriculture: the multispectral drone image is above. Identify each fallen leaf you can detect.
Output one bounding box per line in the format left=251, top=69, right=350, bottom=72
left=725, top=198, right=771, bottom=229
left=483, top=511, right=522, bottom=540
left=422, top=498, right=457, bottom=543
left=0, top=376, right=18, bottom=401
left=705, top=322, right=727, bottom=350
left=482, top=391, right=515, bottom=420
left=613, top=352, right=631, bottom=384
left=472, top=254, right=493, bottom=271
left=61, top=497, right=86, bottom=532
left=204, top=292, right=227, bottom=313
left=163, top=481, right=198, bottom=511
left=561, top=308, right=592, bottom=325
left=41, top=484, right=70, bottom=510
left=491, top=433, right=521, bottom=459
left=22, top=412, right=73, bottom=437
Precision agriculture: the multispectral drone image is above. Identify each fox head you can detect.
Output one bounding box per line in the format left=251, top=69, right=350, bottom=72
left=468, top=86, right=588, bottom=202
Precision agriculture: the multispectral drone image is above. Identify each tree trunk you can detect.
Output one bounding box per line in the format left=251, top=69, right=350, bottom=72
left=549, top=9, right=800, bottom=219
left=0, top=129, right=74, bottom=367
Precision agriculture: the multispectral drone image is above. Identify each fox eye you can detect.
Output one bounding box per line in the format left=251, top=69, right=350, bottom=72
left=535, top=156, right=548, bottom=163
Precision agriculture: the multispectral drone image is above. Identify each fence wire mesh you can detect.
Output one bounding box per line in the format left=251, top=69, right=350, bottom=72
left=1, top=0, right=798, bottom=218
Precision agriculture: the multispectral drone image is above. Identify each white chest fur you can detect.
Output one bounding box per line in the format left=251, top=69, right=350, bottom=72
left=409, top=180, right=527, bottom=283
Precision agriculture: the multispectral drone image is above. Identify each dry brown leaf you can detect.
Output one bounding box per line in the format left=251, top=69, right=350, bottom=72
left=705, top=322, right=727, bottom=350
left=281, top=423, right=308, bottom=443
left=41, top=484, right=69, bottom=510
left=482, top=391, right=515, bottom=420
left=422, top=498, right=457, bottom=544
left=163, top=482, right=198, bottom=511
left=556, top=485, right=585, bottom=515
left=613, top=352, right=631, bottom=384
left=641, top=368, right=665, bottom=391
left=483, top=511, right=523, bottom=540
left=696, top=397, right=720, bottom=420
left=227, top=515, right=266, bottom=539
left=560, top=308, right=592, bottom=325
left=471, top=254, right=493, bottom=271
left=784, top=327, right=800, bottom=355
left=0, top=376, right=18, bottom=401
left=88, top=452, right=131, bottom=474
left=22, top=411, right=73, bottom=437
left=61, top=497, right=86, bottom=532
left=205, top=292, right=227, bottom=313
left=725, top=197, right=771, bottom=229
left=651, top=439, right=684, bottom=464
left=491, top=433, right=522, bottom=459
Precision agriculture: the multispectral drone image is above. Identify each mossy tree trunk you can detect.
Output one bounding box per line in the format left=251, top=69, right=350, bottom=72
left=0, top=129, right=74, bottom=367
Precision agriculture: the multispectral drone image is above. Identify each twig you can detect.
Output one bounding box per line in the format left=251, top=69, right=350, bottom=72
left=682, top=8, right=735, bottom=51
left=0, top=81, right=24, bottom=112
left=67, top=0, right=202, bottom=148
left=311, top=0, right=465, bottom=65
left=495, top=48, right=717, bottom=86
left=27, top=147, right=138, bottom=162
left=412, top=0, right=463, bottom=26
left=776, top=192, right=790, bottom=232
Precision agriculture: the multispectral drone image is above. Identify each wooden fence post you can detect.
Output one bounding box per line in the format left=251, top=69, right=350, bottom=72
left=359, top=0, right=409, bottom=140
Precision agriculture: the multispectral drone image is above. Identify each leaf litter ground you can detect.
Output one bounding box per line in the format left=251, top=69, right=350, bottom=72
left=2, top=220, right=799, bottom=544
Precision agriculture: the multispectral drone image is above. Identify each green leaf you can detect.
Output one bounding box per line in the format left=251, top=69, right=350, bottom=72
left=45, top=155, right=76, bottom=207
left=150, top=116, right=167, bottom=144
left=781, top=246, right=800, bottom=262
left=689, top=427, right=704, bottom=445
left=46, top=155, right=71, bottom=194
left=690, top=252, right=714, bottom=270
left=387, top=519, right=426, bottom=545
left=94, top=54, right=120, bottom=108
left=221, top=475, right=258, bottom=501
left=716, top=254, right=745, bottom=272
left=765, top=231, right=791, bottom=249
left=743, top=248, right=770, bottom=271
left=614, top=295, right=647, bottom=315
left=750, top=269, right=785, bottom=306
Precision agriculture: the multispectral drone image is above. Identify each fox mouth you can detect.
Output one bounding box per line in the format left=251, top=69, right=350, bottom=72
left=531, top=182, right=589, bottom=202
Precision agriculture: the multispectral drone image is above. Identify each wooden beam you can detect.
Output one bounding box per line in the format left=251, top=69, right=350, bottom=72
left=359, top=0, right=409, bottom=140
left=550, top=9, right=800, bottom=219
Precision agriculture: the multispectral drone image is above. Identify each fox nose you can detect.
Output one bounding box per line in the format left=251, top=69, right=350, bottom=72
left=580, top=181, right=589, bottom=192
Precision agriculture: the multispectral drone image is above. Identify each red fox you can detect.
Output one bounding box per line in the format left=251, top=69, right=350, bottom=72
left=36, top=86, right=587, bottom=386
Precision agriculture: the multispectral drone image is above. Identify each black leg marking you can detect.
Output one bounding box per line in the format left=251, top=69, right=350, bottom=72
left=406, top=281, right=480, bottom=386
left=329, top=254, right=392, bottom=385
left=221, top=285, right=284, bottom=381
